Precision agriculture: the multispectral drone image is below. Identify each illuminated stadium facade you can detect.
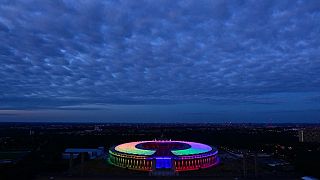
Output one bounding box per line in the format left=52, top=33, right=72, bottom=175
left=108, top=140, right=219, bottom=172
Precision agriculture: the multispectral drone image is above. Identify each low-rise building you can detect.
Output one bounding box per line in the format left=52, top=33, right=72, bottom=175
left=62, top=147, right=104, bottom=160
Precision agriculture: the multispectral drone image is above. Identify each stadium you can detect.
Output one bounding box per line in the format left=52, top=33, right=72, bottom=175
left=108, top=140, right=219, bottom=172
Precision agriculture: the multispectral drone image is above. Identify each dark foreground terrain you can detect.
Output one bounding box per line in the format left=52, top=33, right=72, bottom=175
left=0, top=122, right=319, bottom=180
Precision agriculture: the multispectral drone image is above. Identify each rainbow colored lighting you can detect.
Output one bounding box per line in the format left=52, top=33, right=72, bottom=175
left=115, top=141, right=156, bottom=156
left=114, top=141, right=212, bottom=156
left=108, top=140, right=219, bottom=172
left=171, top=141, right=212, bottom=156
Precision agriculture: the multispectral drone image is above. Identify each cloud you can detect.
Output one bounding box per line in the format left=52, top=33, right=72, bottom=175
left=0, top=0, right=320, bottom=113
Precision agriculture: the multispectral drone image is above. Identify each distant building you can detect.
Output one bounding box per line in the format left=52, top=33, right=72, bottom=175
left=62, top=147, right=104, bottom=160
left=94, top=125, right=102, bottom=131
left=299, top=130, right=304, bottom=142
left=299, top=129, right=320, bottom=143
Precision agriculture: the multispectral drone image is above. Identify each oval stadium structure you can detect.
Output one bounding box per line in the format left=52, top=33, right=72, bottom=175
left=108, top=140, right=219, bottom=172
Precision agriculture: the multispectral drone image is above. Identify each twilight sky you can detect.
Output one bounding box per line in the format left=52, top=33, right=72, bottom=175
left=0, top=0, right=320, bottom=123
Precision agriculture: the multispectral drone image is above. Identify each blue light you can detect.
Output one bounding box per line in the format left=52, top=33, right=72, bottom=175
left=156, top=157, right=172, bottom=169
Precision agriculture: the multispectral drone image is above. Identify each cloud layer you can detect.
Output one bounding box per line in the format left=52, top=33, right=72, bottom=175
left=0, top=0, right=320, bottom=122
